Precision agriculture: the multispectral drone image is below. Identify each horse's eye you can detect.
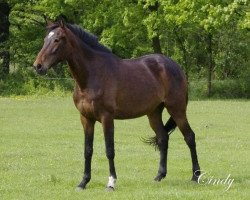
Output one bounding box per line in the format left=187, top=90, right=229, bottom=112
left=54, top=38, right=60, bottom=43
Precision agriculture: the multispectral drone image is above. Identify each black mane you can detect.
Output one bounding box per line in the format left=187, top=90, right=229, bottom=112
left=48, top=23, right=112, bottom=54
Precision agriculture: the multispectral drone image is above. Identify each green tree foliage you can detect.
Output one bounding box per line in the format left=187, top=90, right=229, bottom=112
left=1, top=0, right=249, bottom=98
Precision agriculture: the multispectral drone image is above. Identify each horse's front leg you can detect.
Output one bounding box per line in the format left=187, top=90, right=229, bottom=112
left=77, top=115, right=95, bottom=190
left=101, top=114, right=117, bottom=190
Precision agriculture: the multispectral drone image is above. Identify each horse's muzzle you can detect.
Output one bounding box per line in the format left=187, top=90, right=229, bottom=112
left=34, top=63, right=47, bottom=75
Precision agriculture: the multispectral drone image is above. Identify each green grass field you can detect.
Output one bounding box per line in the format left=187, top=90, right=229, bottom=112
left=0, top=97, right=249, bottom=200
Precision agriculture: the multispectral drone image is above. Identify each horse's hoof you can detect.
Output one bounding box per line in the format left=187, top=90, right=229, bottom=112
left=192, top=169, right=201, bottom=182
left=154, top=174, right=166, bottom=182
left=191, top=176, right=199, bottom=182
left=75, top=186, right=85, bottom=192
left=154, top=176, right=161, bottom=182
left=106, top=186, right=115, bottom=192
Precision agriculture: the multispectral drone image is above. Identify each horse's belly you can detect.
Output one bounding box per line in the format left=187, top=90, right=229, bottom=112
left=114, top=89, right=163, bottom=119
left=114, top=109, right=153, bottom=119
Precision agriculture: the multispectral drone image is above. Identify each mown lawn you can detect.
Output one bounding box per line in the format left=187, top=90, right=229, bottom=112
left=0, top=97, right=249, bottom=200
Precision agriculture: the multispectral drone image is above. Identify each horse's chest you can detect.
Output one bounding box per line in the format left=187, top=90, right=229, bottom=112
left=73, top=89, right=102, bottom=119
left=78, top=99, right=94, bottom=115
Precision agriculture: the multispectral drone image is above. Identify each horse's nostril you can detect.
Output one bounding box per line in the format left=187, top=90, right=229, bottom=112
left=37, top=64, right=42, bottom=69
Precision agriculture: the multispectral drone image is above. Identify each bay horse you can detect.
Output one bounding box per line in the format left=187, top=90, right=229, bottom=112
left=33, top=21, right=200, bottom=190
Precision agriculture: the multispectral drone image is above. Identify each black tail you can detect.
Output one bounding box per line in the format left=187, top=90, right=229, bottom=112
left=142, top=117, right=177, bottom=149
left=164, top=117, right=177, bottom=135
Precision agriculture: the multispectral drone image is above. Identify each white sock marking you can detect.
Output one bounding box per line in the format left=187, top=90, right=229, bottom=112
left=107, top=176, right=116, bottom=188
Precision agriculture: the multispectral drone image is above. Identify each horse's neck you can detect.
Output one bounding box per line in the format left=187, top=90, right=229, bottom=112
left=66, top=37, right=107, bottom=90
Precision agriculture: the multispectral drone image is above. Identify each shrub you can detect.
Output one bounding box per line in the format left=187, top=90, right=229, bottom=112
left=0, top=69, right=74, bottom=96
left=189, top=79, right=250, bottom=100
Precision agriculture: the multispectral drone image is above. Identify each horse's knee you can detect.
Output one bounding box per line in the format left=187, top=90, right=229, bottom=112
left=84, top=146, right=93, bottom=159
left=84, top=133, right=94, bottom=159
left=106, top=147, right=115, bottom=160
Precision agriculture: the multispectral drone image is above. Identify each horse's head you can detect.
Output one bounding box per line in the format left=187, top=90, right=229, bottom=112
left=33, top=21, right=70, bottom=75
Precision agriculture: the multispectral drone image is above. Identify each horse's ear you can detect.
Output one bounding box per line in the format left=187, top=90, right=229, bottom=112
left=59, top=20, right=65, bottom=28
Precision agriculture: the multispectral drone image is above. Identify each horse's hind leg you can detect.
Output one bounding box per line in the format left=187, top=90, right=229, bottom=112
left=147, top=105, right=169, bottom=181
left=165, top=103, right=201, bottom=181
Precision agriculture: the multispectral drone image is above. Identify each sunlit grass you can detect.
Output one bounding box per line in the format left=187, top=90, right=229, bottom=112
left=0, top=97, right=249, bottom=199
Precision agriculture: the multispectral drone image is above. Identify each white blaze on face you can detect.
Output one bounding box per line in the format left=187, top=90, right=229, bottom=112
left=107, top=176, right=116, bottom=188
left=48, top=31, right=55, bottom=39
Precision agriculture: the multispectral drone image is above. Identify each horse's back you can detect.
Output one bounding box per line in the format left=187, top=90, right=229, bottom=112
left=111, top=54, right=187, bottom=118
left=121, top=54, right=186, bottom=93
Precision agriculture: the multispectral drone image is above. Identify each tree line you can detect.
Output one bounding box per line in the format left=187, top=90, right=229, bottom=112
left=0, top=0, right=249, bottom=97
